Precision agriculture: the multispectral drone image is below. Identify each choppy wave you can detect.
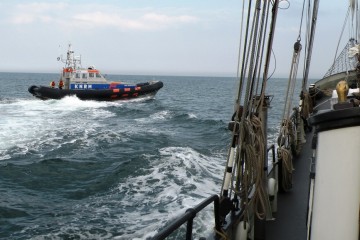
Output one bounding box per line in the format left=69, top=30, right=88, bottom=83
left=107, top=146, right=224, bottom=239
left=0, top=73, right=290, bottom=239
left=0, top=97, right=120, bottom=161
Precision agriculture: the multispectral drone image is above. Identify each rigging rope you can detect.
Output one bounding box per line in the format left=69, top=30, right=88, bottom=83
left=277, top=0, right=307, bottom=192
left=276, top=0, right=319, bottom=194
left=302, top=0, right=319, bottom=92
left=220, top=0, right=280, bottom=224
left=277, top=146, right=293, bottom=191
left=248, top=116, right=268, bottom=219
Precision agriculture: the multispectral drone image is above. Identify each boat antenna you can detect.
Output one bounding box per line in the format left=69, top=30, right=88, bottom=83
left=58, top=43, right=82, bottom=69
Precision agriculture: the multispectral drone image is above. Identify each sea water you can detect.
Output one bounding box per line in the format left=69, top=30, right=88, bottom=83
left=0, top=72, right=306, bottom=239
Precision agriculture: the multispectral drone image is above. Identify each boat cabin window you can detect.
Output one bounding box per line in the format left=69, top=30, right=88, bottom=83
left=89, top=73, right=94, bottom=78
left=82, top=73, right=87, bottom=79
left=75, top=73, right=81, bottom=78
left=96, top=73, right=101, bottom=78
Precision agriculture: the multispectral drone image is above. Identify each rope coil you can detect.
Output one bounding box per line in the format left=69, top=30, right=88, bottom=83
left=277, top=146, right=293, bottom=191
left=220, top=0, right=280, bottom=230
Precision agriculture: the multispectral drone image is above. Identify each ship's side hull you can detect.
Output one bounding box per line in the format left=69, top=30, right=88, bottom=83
left=307, top=106, right=360, bottom=240
left=28, top=81, right=163, bottom=101
left=314, top=70, right=358, bottom=90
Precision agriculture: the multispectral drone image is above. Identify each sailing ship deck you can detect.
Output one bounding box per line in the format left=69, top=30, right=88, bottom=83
left=266, top=132, right=312, bottom=240
left=266, top=98, right=331, bottom=240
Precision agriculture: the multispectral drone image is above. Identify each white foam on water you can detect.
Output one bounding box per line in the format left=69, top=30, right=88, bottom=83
left=188, top=113, right=198, bottom=119
left=113, top=146, right=225, bottom=239
left=129, top=95, right=156, bottom=102
left=150, top=110, right=172, bottom=120
left=135, top=110, right=173, bottom=123
left=24, top=225, right=114, bottom=240
left=0, top=97, right=123, bottom=160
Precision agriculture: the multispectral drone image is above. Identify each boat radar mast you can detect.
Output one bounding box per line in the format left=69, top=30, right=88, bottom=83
left=57, top=43, right=82, bottom=70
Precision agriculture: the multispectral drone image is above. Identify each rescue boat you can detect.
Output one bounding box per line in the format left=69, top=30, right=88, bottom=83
left=28, top=44, right=163, bottom=101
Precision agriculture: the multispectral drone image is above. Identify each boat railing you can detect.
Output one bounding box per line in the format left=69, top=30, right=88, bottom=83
left=152, top=145, right=278, bottom=240
left=151, top=194, right=221, bottom=240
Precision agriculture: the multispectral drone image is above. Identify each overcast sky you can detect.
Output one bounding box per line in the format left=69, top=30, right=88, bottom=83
left=0, top=0, right=352, bottom=78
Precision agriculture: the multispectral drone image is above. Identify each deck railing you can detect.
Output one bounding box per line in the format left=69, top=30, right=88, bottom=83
left=152, top=145, right=278, bottom=239
left=151, top=194, right=221, bottom=240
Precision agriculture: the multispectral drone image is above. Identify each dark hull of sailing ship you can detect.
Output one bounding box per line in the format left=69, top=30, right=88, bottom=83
left=28, top=81, right=163, bottom=101
left=152, top=0, right=360, bottom=239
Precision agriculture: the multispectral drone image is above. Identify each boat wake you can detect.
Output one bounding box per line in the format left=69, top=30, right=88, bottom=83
left=0, top=73, right=244, bottom=239
left=109, top=146, right=224, bottom=239
left=0, top=96, right=160, bottom=162
left=1, top=145, right=224, bottom=239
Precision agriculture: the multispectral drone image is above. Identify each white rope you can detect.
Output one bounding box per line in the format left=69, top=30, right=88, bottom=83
left=220, top=0, right=280, bottom=224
